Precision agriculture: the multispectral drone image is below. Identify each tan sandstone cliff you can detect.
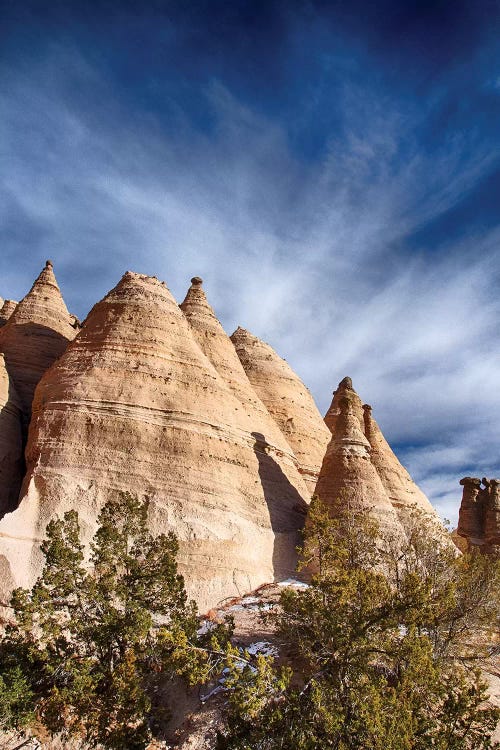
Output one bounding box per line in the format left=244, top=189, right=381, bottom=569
left=230, top=326, right=331, bottom=495
left=325, top=377, right=443, bottom=527
left=0, top=272, right=310, bottom=611
left=457, top=477, right=500, bottom=553
left=0, top=300, right=17, bottom=328
left=315, top=392, right=404, bottom=535
left=0, top=261, right=76, bottom=423
left=179, top=277, right=301, bottom=461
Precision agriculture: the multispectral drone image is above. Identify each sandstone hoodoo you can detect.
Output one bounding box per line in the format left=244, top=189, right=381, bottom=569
left=315, top=392, right=404, bottom=535
left=180, top=277, right=301, bottom=460
left=0, top=272, right=310, bottom=610
left=0, top=353, right=23, bottom=517
left=457, top=477, right=500, bottom=553
left=324, top=377, right=442, bottom=526
left=0, top=299, right=17, bottom=328
left=230, top=326, right=331, bottom=495
left=0, top=261, right=76, bottom=422
left=324, top=376, right=365, bottom=434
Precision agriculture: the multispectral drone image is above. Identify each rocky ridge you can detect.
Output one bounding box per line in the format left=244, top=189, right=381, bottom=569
left=230, top=326, right=331, bottom=495
left=0, top=265, right=449, bottom=612
left=0, top=272, right=310, bottom=610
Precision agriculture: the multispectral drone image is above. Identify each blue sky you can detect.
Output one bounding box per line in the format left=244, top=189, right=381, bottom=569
left=1, top=0, right=499, bottom=524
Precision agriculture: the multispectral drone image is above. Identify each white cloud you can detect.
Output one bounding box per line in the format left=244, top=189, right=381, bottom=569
left=1, top=48, right=499, bottom=527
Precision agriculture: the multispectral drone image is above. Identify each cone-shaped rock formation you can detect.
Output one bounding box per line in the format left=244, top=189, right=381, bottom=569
left=324, top=376, right=365, bottom=435
left=230, top=326, right=330, bottom=495
left=180, top=278, right=299, bottom=459
left=0, top=272, right=310, bottom=610
left=324, top=378, right=442, bottom=526
left=315, top=393, right=403, bottom=534
left=0, top=261, right=76, bottom=420
left=0, top=354, right=23, bottom=517
left=0, top=300, right=17, bottom=328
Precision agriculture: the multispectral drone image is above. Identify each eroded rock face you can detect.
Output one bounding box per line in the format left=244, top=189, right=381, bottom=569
left=0, top=354, right=23, bottom=517
left=0, top=272, right=309, bottom=610
left=0, top=262, right=76, bottom=421
left=315, top=394, right=404, bottom=534
left=0, top=300, right=17, bottom=328
left=457, top=477, right=500, bottom=553
left=324, top=378, right=443, bottom=527
left=180, top=278, right=299, bottom=460
left=230, top=327, right=331, bottom=495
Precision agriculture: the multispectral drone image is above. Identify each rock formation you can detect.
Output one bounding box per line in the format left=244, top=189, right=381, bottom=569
left=180, top=277, right=300, bottom=461
left=325, top=378, right=443, bottom=526
left=0, top=261, right=76, bottom=422
left=0, top=272, right=310, bottom=611
left=457, top=477, right=500, bottom=553
left=0, top=354, right=23, bottom=516
left=230, top=326, right=331, bottom=494
left=0, top=299, right=17, bottom=328
left=315, top=393, right=404, bottom=534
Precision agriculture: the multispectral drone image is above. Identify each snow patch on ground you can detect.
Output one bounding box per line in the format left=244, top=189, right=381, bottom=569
left=277, top=578, right=309, bottom=589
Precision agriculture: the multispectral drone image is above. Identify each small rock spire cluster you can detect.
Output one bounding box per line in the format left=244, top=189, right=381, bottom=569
left=316, top=377, right=445, bottom=538
left=457, top=477, right=500, bottom=552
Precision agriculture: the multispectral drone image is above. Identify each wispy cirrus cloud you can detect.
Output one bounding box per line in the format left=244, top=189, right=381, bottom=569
left=1, top=28, right=499, bottom=526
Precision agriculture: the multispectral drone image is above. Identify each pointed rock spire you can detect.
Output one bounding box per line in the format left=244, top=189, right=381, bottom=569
left=315, top=393, right=404, bottom=533
left=324, top=378, right=444, bottom=532
left=0, top=271, right=309, bottom=610
left=0, top=261, right=76, bottom=418
left=180, top=278, right=299, bottom=458
left=324, top=376, right=365, bottom=434
left=230, top=326, right=331, bottom=495
left=484, top=479, right=500, bottom=550
left=457, top=477, right=485, bottom=546
left=0, top=300, right=17, bottom=328
left=0, top=353, right=23, bottom=516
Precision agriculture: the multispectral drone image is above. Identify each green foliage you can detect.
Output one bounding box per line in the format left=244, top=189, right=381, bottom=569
left=218, top=498, right=500, bottom=750
left=0, top=492, right=233, bottom=749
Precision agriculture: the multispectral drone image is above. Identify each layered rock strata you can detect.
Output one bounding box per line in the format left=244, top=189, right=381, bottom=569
left=0, top=261, right=76, bottom=421
left=230, top=326, right=330, bottom=494
left=315, top=394, right=404, bottom=535
left=325, top=378, right=442, bottom=525
left=0, top=300, right=17, bottom=328
left=0, top=354, right=23, bottom=517
left=457, top=477, right=500, bottom=553
left=0, top=272, right=310, bottom=610
left=180, top=278, right=299, bottom=461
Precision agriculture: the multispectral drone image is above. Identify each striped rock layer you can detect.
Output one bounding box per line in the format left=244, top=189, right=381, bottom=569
left=0, top=300, right=17, bottom=328
left=316, top=393, right=404, bottom=535
left=0, top=273, right=310, bottom=611
left=179, top=277, right=298, bottom=458
left=230, top=327, right=331, bottom=495
left=0, top=261, right=76, bottom=421
left=457, top=477, right=500, bottom=553
left=323, top=377, right=443, bottom=527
